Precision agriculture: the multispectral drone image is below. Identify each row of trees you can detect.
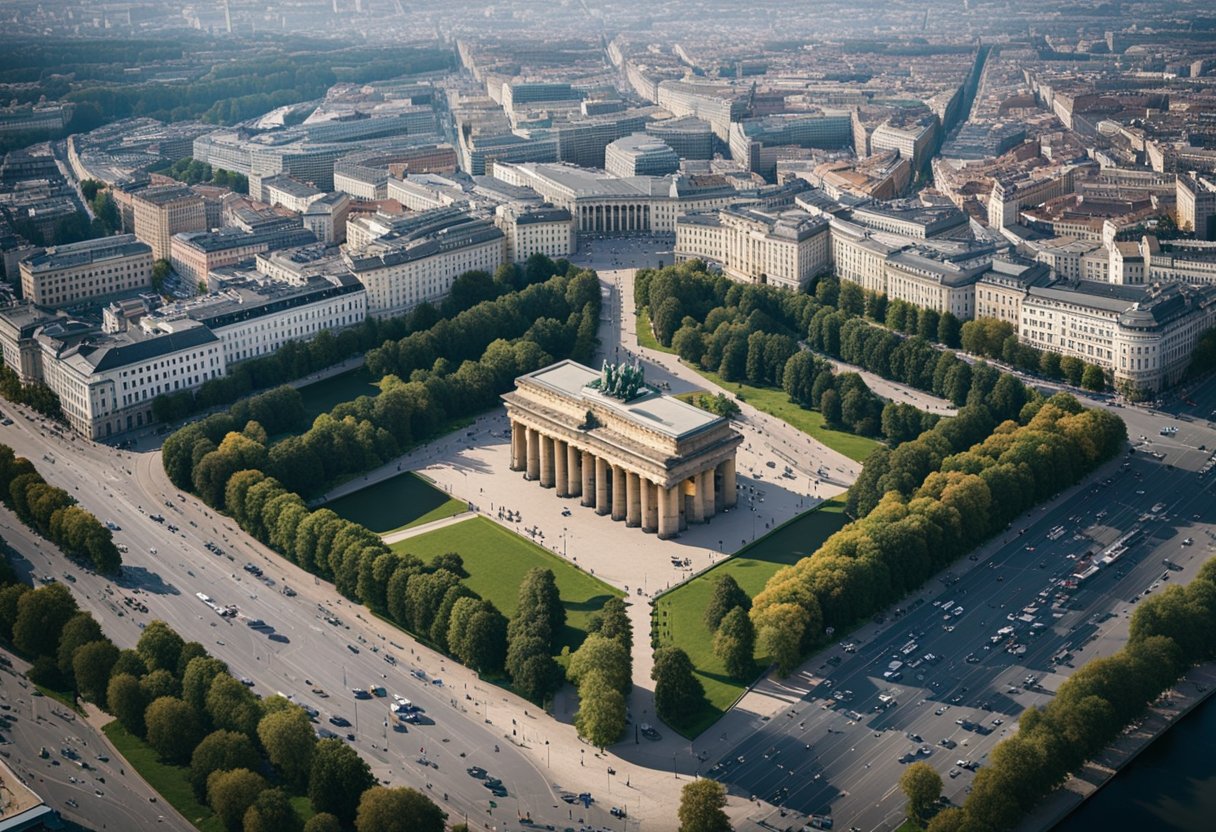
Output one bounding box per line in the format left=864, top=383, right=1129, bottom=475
left=640, top=265, right=897, bottom=443
left=151, top=158, right=249, bottom=193
left=569, top=598, right=633, bottom=749
left=60, top=45, right=453, bottom=126
left=164, top=269, right=598, bottom=502
left=750, top=394, right=1126, bottom=674
left=153, top=256, right=571, bottom=423
left=0, top=363, right=62, bottom=420
left=706, top=575, right=755, bottom=680
left=0, top=566, right=447, bottom=832
left=0, top=444, right=121, bottom=573
left=931, top=556, right=1216, bottom=832
left=961, top=316, right=1107, bottom=392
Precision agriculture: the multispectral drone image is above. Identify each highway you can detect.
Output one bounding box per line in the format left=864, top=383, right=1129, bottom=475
left=709, top=389, right=1216, bottom=832
left=0, top=411, right=625, bottom=832
left=0, top=653, right=193, bottom=831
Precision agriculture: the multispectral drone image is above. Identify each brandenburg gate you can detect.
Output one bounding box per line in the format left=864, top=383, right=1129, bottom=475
left=501, top=360, right=741, bottom=539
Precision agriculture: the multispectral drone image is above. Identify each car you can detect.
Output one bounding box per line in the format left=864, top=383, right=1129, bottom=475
left=467, top=766, right=487, bottom=779
left=347, top=644, right=360, bottom=654
left=328, top=716, right=351, bottom=727
left=239, top=677, right=254, bottom=686
left=352, top=688, right=371, bottom=699
left=939, top=738, right=957, bottom=749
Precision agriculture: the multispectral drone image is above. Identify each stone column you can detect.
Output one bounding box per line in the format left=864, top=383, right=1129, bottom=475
left=658, top=485, right=679, bottom=539
left=611, top=465, right=627, bottom=521
left=702, top=468, right=716, bottom=520
left=721, top=457, right=737, bottom=508
left=567, top=443, right=581, bottom=499
left=539, top=434, right=554, bottom=488
left=688, top=476, right=705, bottom=524
left=595, top=456, right=610, bottom=515
left=581, top=451, right=595, bottom=508
left=510, top=421, right=526, bottom=471
left=626, top=472, right=641, bottom=527
left=554, top=439, right=568, bottom=497
left=526, top=427, right=540, bottom=481
left=641, top=479, right=657, bottom=533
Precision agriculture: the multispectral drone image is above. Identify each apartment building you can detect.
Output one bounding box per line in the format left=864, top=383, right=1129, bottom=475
left=975, top=257, right=1053, bottom=325
left=987, top=166, right=1080, bottom=230
left=19, top=235, right=153, bottom=307
left=605, top=134, right=680, bottom=178
left=303, top=192, right=351, bottom=245
left=131, top=184, right=207, bottom=261
left=260, top=176, right=326, bottom=213
left=1177, top=173, right=1216, bottom=241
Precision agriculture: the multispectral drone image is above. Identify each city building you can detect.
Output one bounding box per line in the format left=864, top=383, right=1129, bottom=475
left=869, top=114, right=940, bottom=175
left=554, top=110, right=652, bottom=169
left=728, top=112, right=853, bottom=180
left=1018, top=280, right=1216, bottom=393
left=502, top=359, right=741, bottom=539
left=675, top=206, right=831, bottom=289
left=1177, top=173, right=1216, bottom=241
left=656, top=80, right=747, bottom=143
left=131, top=184, right=207, bottom=261
left=495, top=204, right=576, bottom=263
left=141, top=272, right=366, bottom=365
left=37, top=319, right=225, bottom=438
left=975, top=256, right=1053, bottom=325
left=19, top=235, right=153, bottom=307
left=343, top=209, right=505, bottom=317
left=604, top=134, right=680, bottom=178
left=646, top=117, right=714, bottom=160
left=988, top=165, right=1081, bottom=230
left=0, top=302, right=58, bottom=382
left=259, top=175, right=326, bottom=212
left=303, top=192, right=351, bottom=245
left=168, top=220, right=317, bottom=286
left=492, top=162, right=803, bottom=235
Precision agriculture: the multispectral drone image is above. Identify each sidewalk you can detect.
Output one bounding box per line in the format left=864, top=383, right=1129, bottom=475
left=380, top=511, right=474, bottom=545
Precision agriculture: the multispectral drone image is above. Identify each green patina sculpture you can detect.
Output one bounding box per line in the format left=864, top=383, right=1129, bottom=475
left=590, top=360, right=647, bottom=401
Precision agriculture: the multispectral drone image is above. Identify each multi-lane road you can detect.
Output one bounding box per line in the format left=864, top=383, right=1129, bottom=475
left=710, top=392, right=1216, bottom=831
left=0, top=412, right=627, bottom=832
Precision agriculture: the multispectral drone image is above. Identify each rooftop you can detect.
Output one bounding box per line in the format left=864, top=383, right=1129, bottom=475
left=523, top=359, right=723, bottom=440
left=21, top=235, right=150, bottom=274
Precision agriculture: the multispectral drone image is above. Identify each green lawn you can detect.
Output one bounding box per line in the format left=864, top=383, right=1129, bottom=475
left=103, top=720, right=222, bottom=832
left=653, top=500, right=850, bottom=737
left=635, top=308, right=666, bottom=352
left=323, top=471, right=466, bottom=534
left=635, top=310, right=879, bottom=463
left=34, top=683, right=83, bottom=714
left=390, top=516, right=623, bottom=652
left=296, top=367, right=380, bottom=421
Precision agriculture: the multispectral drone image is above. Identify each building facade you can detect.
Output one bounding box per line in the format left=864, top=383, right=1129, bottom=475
left=675, top=206, right=831, bottom=289
left=19, top=235, right=153, bottom=307
left=131, top=185, right=207, bottom=262
left=502, top=360, right=741, bottom=539
left=495, top=205, right=576, bottom=263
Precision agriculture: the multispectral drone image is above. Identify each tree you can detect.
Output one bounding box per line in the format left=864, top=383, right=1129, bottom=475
left=703, top=574, right=751, bottom=632
left=145, top=696, right=203, bottom=764
left=587, top=596, right=633, bottom=653
left=677, top=779, right=731, bottom=832
left=190, top=729, right=261, bottom=801
left=13, top=582, right=77, bottom=658
left=820, top=388, right=841, bottom=426
left=937, top=311, right=962, bottom=348
left=303, top=814, right=343, bottom=832
left=652, top=647, right=704, bottom=725
left=0, top=583, right=29, bottom=641
left=207, top=768, right=267, bottom=832
left=137, top=620, right=185, bottom=673
left=567, top=634, right=631, bottom=693
left=56, top=612, right=104, bottom=681
left=1081, top=363, right=1106, bottom=391
left=206, top=672, right=263, bottom=739
left=244, top=787, right=303, bottom=832
left=72, top=640, right=119, bottom=707
left=574, top=671, right=627, bottom=749
left=258, top=706, right=317, bottom=791
left=355, top=786, right=445, bottom=832
left=152, top=259, right=172, bottom=293
left=900, top=761, right=943, bottom=822
left=182, top=656, right=228, bottom=715
left=107, top=673, right=148, bottom=736
left=713, top=606, right=756, bottom=679
left=309, top=738, right=375, bottom=824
